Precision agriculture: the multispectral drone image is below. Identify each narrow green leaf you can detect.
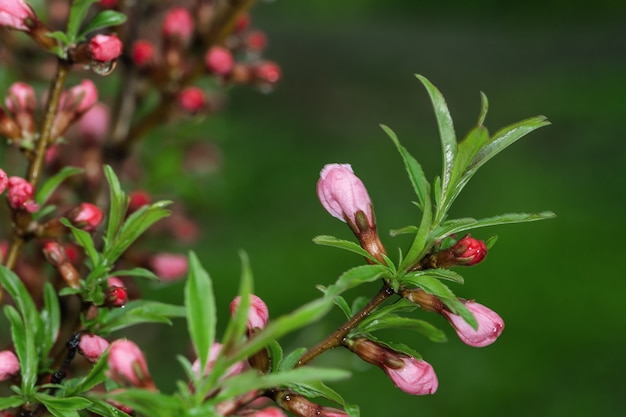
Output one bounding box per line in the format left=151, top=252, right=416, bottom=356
left=477, top=92, right=489, bottom=126
left=325, top=264, right=389, bottom=297
left=104, top=165, right=129, bottom=247
left=86, top=398, right=132, bottom=417
left=389, top=225, right=418, bottom=236
left=185, top=252, right=216, bottom=375
left=344, top=403, right=361, bottom=417
left=289, top=381, right=346, bottom=406
left=220, top=251, right=253, bottom=353
left=67, top=350, right=110, bottom=395
left=404, top=268, right=464, bottom=284
left=267, top=340, right=284, bottom=373
left=313, top=235, right=379, bottom=263
left=434, top=211, right=557, bottom=240
left=331, top=294, right=352, bottom=318
left=400, top=199, right=433, bottom=271
left=359, top=316, right=447, bottom=343
left=36, top=393, right=92, bottom=411
left=61, top=218, right=100, bottom=266
left=0, top=396, right=24, bottom=409
left=66, top=0, right=99, bottom=42
left=78, top=10, right=127, bottom=39
left=40, top=283, right=61, bottom=360
left=35, top=166, right=83, bottom=206
left=415, top=74, right=457, bottom=204
left=112, top=267, right=159, bottom=281
left=279, top=347, right=308, bottom=371
left=381, top=124, right=431, bottom=210
left=4, top=306, right=36, bottom=395
left=104, top=390, right=181, bottom=417
left=98, top=300, right=186, bottom=334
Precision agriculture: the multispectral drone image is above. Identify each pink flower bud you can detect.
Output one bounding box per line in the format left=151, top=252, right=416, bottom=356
left=204, top=46, right=234, bottom=76
left=131, top=40, right=155, bottom=68
left=191, top=342, right=245, bottom=380
left=149, top=253, right=188, bottom=281
left=451, top=235, right=487, bottom=266
left=108, top=339, right=152, bottom=387
left=128, top=190, right=151, bottom=213
left=89, top=34, right=123, bottom=62
left=0, top=169, right=7, bottom=194
left=253, top=61, right=281, bottom=85
left=230, top=294, right=269, bottom=331
left=106, top=277, right=127, bottom=308
left=79, top=334, right=110, bottom=363
left=347, top=338, right=438, bottom=395
left=42, top=241, right=68, bottom=267
left=0, top=350, right=19, bottom=381
left=0, top=0, right=35, bottom=31
left=66, top=202, right=103, bottom=232
left=7, top=176, right=38, bottom=212
left=247, top=407, right=287, bottom=417
left=244, top=30, right=268, bottom=52
left=317, top=163, right=374, bottom=227
left=99, top=0, right=117, bottom=9
left=78, top=102, right=109, bottom=144
left=234, top=13, right=250, bottom=32
left=442, top=301, right=504, bottom=347
left=177, top=87, right=206, bottom=113
left=60, top=79, right=99, bottom=114
left=162, top=7, right=194, bottom=42
left=5, top=82, right=36, bottom=115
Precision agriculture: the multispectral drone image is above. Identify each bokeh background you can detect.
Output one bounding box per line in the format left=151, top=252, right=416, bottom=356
left=2, top=1, right=626, bottom=416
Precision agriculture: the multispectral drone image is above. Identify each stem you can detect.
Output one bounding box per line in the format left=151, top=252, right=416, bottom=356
left=297, top=283, right=395, bottom=367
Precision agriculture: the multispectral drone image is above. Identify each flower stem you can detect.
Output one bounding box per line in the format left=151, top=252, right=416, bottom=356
left=297, top=283, right=395, bottom=367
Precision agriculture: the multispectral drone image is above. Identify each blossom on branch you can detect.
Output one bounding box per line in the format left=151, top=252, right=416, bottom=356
left=79, top=334, right=110, bottom=363
left=442, top=301, right=504, bottom=347
left=0, top=0, right=35, bottom=31
left=108, top=339, right=153, bottom=388
left=230, top=294, right=269, bottom=331
left=7, top=176, right=38, bottom=212
left=89, top=34, right=123, bottom=62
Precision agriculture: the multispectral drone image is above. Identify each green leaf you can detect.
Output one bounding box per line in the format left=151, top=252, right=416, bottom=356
left=290, top=380, right=346, bottom=406
left=78, top=10, right=127, bottom=39
left=434, top=211, right=557, bottom=240
left=404, top=268, right=464, bottom=284
left=415, top=74, right=457, bottom=208
left=67, top=350, right=110, bottom=395
left=36, top=393, right=92, bottom=411
left=61, top=218, right=100, bottom=267
left=358, top=315, right=447, bottom=343
left=220, top=251, right=253, bottom=353
left=313, top=235, right=379, bottom=263
left=104, top=165, right=129, bottom=247
left=40, top=283, right=61, bottom=361
left=4, top=306, right=37, bottom=396
left=381, top=124, right=431, bottom=210
left=279, top=347, right=308, bottom=371
left=400, top=199, right=433, bottom=272
left=267, top=340, right=284, bottom=373
left=185, top=252, right=216, bottom=376
left=86, top=397, right=132, bottom=417
left=330, top=293, right=352, bottom=318
left=324, top=264, right=389, bottom=298
left=477, top=91, right=489, bottom=126
left=98, top=300, right=186, bottom=334
left=66, top=0, right=100, bottom=42
left=104, top=390, right=181, bottom=417
left=0, top=396, right=24, bottom=409
left=344, top=403, right=361, bottom=417
left=112, top=267, right=159, bottom=281
left=389, top=225, right=417, bottom=236
left=35, top=166, right=84, bottom=207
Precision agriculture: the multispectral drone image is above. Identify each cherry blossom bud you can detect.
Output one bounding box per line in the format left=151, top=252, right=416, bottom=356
left=131, top=40, right=156, bottom=68
left=346, top=338, right=438, bottom=395
left=78, top=102, right=109, bottom=144
left=162, top=7, right=194, bottom=43
left=234, top=13, right=250, bottom=32
left=244, top=30, right=268, bottom=53
left=253, top=61, right=281, bottom=87
left=0, top=107, right=21, bottom=140
left=42, top=241, right=68, bottom=267
left=61, top=79, right=99, bottom=114
left=7, top=176, right=38, bottom=212
left=0, top=169, right=7, bottom=194
left=191, top=342, right=245, bottom=380
left=450, top=235, right=487, bottom=265
left=230, top=294, right=269, bottom=331
left=106, top=277, right=127, bottom=308
left=277, top=392, right=348, bottom=417
left=0, top=0, right=35, bottom=31
left=79, top=334, right=110, bottom=363
left=149, top=253, right=188, bottom=281
left=442, top=301, right=504, bottom=347
left=0, top=350, right=19, bottom=381
left=204, top=46, right=234, bottom=76
left=5, top=81, right=36, bottom=115
left=108, top=339, right=153, bottom=388
left=128, top=190, right=151, bottom=213
left=247, top=407, right=287, bottom=417
left=66, top=202, right=103, bottom=232
left=178, top=87, right=206, bottom=113
left=89, top=34, right=123, bottom=62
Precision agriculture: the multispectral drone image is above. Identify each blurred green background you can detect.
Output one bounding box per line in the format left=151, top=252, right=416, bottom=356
left=161, top=2, right=624, bottom=416
left=2, top=1, right=626, bottom=416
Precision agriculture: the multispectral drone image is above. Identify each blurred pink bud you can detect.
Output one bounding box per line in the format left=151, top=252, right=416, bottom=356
left=450, top=235, right=487, bottom=266
left=128, top=190, right=151, bottom=213
left=60, top=79, right=98, bottom=114
left=253, top=61, right=281, bottom=85
left=131, top=40, right=155, bottom=68
left=0, top=350, right=19, bottom=381
left=245, top=30, right=268, bottom=52
left=7, top=176, right=38, bottom=212
left=317, top=163, right=374, bottom=227
left=99, top=0, right=117, bottom=9
left=443, top=301, right=504, bottom=347
left=149, top=253, right=188, bottom=281
left=89, top=34, right=123, bottom=62
left=79, top=334, right=110, bottom=363
left=106, top=277, right=127, bottom=307
left=162, top=7, right=194, bottom=42
left=247, top=407, right=287, bottom=417
left=0, top=169, right=7, bottom=194
left=0, top=241, right=7, bottom=261
left=234, top=13, right=250, bottom=32
left=0, top=0, right=35, bottom=31
left=191, top=342, right=245, bottom=379
left=204, top=46, right=234, bottom=76
left=108, top=340, right=152, bottom=387
left=230, top=294, right=269, bottom=331
left=177, top=87, right=206, bottom=113
left=5, top=81, right=36, bottom=114
left=66, top=202, right=103, bottom=232
left=78, top=102, right=109, bottom=144
left=42, top=241, right=68, bottom=267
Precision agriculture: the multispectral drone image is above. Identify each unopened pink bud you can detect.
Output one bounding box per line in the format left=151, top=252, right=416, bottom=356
left=7, top=176, right=38, bottom=212
left=234, top=13, right=250, bottom=32
left=443, top=301, right=504, bottom=347
left=42, top=241, right=68, bottom=267
left=89, top=34, right=123, bottom=62
left=99, top=0, right=117, bottom=9
left=108, top=339, right=152, bottom=387
left=131, top=40, right=155, bottom=68
left=253, top=61, right=281, bottom=85
left=177, top=87, right=206, bottom=113
left=78, top=102, right=109, bottom=144
left=149, top=253, right=188, bottom=281
left=451, top=235, right=487, bottom=266
left=162, top=7, right=194, bottom=42
left=0, top=350, right=19, bottom=381
left=128, top=190, right=151, bottom=213
left=247, top=407, right=287, bottom=417
left=5, top=82, right=36, bottom=114
left=0, top=169, right=7, bottom=194
left=230, top=294, right=269, bottom=331
left=204, top=46, right=234, bottom=76
left=66, top=202, right=103, bottom=232
left=245, top=30, right=268, bottom=52
left=191, top=342, right=245, bottom=379
left=79, top=334, right=110, bottom=363
left=106, top=277, right=127, bottom=307
left=60, top=79, right=98, bottom=114
left=0, top=0, right=35, bottom=31
left=317, top=163, right=374, bottom=227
